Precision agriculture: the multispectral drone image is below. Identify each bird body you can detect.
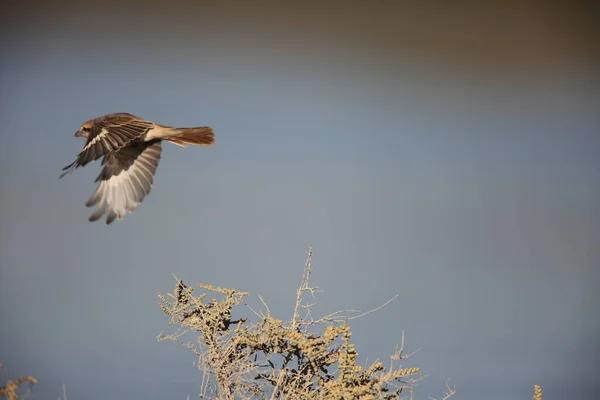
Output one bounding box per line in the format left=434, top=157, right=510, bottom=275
left=61, top=113, right=215, bottom=224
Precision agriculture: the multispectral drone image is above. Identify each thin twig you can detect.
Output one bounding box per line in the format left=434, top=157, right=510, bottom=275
left=292, top=247, right=312, bottom=329
left=347, top=294, right=399, bottom=320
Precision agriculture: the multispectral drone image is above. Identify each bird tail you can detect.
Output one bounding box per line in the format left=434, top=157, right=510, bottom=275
left=165, top=127, right=215, bottom=147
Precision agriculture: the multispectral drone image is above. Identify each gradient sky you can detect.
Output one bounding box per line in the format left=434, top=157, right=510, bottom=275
left=1, top=1, right=598, bottom=399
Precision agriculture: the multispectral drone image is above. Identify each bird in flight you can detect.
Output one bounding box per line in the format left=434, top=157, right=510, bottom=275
left=60, top=113, right=215, bottom=224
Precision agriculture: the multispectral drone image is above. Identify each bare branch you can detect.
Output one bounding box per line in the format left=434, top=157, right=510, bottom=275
left=292, top=247, right=313, bottom=329
left=347, top=294, right=399, bottom=320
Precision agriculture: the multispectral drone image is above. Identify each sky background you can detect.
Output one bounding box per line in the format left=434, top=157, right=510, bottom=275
left=1, top=1, right=598, bottom=399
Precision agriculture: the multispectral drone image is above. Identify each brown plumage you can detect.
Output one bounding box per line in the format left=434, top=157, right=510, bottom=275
left=60, top=113, right=215, bottom=224
left=163, top=127, right=215, bottom=147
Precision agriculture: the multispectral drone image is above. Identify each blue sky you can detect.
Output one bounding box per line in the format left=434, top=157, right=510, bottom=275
left=1, top=1, right=598, bottom=399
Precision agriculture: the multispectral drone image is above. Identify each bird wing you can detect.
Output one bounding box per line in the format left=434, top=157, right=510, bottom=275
left=85, top=140, right=162, bottom=224
left=60, top=114, right=155, bottom=178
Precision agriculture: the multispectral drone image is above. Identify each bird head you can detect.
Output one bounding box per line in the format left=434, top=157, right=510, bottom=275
left=75, top=120, right=93, bottom=138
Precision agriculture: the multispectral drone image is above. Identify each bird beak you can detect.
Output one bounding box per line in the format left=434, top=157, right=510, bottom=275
left=74, top=130, right=84, bottom=137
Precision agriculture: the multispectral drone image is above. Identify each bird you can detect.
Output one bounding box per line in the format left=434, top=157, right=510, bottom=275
left=60, top=112, right=215, bottom=224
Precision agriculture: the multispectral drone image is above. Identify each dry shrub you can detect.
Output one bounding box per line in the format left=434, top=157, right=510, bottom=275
left=157, top=248, right=451, bottom=400
left=533, top=384, right=543, bottom=400
left=0, top=363, right=37, bottom=400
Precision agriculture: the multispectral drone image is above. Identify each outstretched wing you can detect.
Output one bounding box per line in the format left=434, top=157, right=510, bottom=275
left=60, top=114, right=155, bottom=178
left=85, top=140, right=162, bottom=224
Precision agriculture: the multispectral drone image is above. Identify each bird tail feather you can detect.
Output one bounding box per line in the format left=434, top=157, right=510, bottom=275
left=165, top=127, right=215, bottom=147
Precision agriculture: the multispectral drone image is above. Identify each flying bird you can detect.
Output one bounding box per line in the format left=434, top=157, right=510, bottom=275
left=60, top=113, right=215, bottom=224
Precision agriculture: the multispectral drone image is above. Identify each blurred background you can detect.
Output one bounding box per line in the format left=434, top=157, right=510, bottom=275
left=0, top=1, right=598, bottom=399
